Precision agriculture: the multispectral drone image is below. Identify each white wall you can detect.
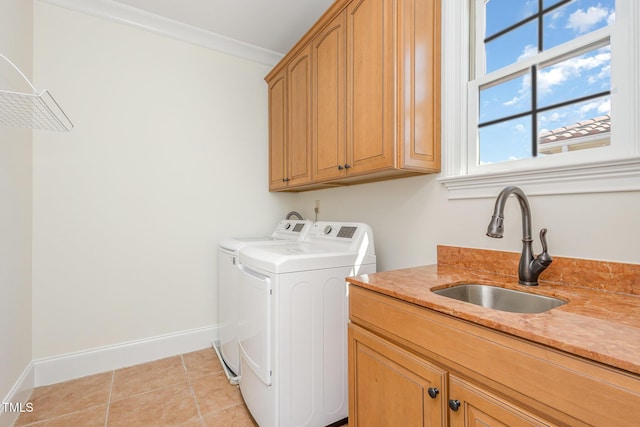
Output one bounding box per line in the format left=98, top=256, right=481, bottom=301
left=32, top=2, right=296, bottom=360
left=0, top=0, right=34, bottom=420
left=296, top=174, right=640, bottom=272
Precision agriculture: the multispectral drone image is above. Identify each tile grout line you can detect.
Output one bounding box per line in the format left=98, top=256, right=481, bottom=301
left=181, top=354, right=204, bottom=424
left=104, top=370, right=115, bottom=427
left=18, top=351, right=231, bottom=427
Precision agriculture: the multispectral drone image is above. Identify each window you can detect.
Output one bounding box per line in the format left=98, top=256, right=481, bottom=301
left=440, top=0, right=640, bottom=198
left=472, top=0, right=613, bottom=169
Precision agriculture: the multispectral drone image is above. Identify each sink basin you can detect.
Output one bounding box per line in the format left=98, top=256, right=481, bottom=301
left=432, top=284, right=566, bottom=313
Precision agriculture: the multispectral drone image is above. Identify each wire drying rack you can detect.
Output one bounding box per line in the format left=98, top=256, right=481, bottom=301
left=0, top=53, right=73, bottom=132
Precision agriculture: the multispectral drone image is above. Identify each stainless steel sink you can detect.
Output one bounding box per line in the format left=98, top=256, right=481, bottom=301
left=432, top=284, right=566, bottom=314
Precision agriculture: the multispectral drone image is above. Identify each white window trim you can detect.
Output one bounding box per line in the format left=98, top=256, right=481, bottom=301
left=439, top=0, right=640, bottom=199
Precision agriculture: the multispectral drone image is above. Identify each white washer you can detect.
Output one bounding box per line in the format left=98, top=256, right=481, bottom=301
left=237, top=221, right=376, bottom=427
left=216, top=219, right=313, bottom=379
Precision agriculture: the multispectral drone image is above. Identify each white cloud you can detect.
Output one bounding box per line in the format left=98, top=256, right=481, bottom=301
left=505, top=46, right=610, bottom=108
left=502, top=74, right=531, bottom=108
left=547, top=7, right=566, bottom=30
left=517, top=44, right=538, bottom=62
left=537, top=47, right=610, bottom=96
left=514, top=124, right=526, bottom=133
left=538, top=67, right=567, bottom=94
left=566, top=5, right=611, bottom=34
left=539, top=111, right=566, bottom=125
left=522, top=0, right=537, bottom=19
left=588, top=63, right=610, bottom=85
left=579, top=98, right=611, bottom=116
left=504, top=96, right=522, bottom=107
left=598, top=98, right=611, bottom=114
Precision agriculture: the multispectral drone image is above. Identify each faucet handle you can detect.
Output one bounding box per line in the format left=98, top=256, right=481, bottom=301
left=537, top=228, right=553, bottom=266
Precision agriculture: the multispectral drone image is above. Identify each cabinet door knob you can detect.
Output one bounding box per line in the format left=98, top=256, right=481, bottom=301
left=448, top=399, right=461, bottom=411
left=283, top=177, right=290, bottom=182
left=427, top=387, right=439, bottom=399
left=344, top=163, right=351, bottom=169
left=338, top=165, right=344, bottom=170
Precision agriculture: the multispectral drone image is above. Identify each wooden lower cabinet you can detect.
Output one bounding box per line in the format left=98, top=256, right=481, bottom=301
left=349, top=323, right=551, bottom=427
left=348, top=285, right=640, bottom=427
left=349, top=324, right=446, bottom=426
left=448, top=376, right=554, bottom=427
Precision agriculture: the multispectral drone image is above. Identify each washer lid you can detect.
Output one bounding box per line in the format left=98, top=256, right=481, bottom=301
left=239, top=242, right=376, bottom=274
left=218, top=236, right=279, bottom=252
left=218, top=219, right=313, bottom=252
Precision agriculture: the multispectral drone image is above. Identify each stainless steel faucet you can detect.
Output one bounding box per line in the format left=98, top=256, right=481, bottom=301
left=486, top=186, right=552, bottom=286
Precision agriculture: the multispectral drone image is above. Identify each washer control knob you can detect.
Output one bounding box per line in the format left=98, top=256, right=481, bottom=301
left=324, top=225, right=332, bottom=235
left=284, top=223, right=291, bottom=230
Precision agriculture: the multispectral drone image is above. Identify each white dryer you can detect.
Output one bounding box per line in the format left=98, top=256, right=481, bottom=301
left=216, top=218, right=313, bottom=380
left=237, top=221, right=376, bottom=427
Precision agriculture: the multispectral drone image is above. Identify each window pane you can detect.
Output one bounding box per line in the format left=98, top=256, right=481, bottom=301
left=486, top=0, right=537, bottom=38
left=544, top=0, right=615, bottom=51
left=480, top=72, right=531, bottom=123
left=538, top=95, right=611, bottom=155
left=543, top=0, right=567, bottom=8
left=537, top=45, right=610, bottom=108
left=485, top=20, right=537, bottom=74
left=479, top=116, right=533, bottom=165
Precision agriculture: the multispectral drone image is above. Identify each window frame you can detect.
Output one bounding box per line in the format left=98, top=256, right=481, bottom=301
left=439, top=0, right=640, bottom=199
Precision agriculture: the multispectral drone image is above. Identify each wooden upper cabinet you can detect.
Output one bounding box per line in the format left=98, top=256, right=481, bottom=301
left=398, top=0, right=441, bottom=170
left=267, top=46, right=312, bottom=191
left=267, top=0, right=441, bottom=191
left=346, top=0, right=395, bottom=176
left=267, top=70, right=288, bottom=191
left=286, top=45, right=312, bottom=187
left=312, top=10, right=346, bottom=182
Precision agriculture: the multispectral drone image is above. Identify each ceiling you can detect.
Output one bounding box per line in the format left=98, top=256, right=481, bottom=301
left=110, top=0, right=335, bottom=55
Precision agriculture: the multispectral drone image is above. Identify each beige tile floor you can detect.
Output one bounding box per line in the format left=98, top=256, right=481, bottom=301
left=15, top=348, right=258, bottom=427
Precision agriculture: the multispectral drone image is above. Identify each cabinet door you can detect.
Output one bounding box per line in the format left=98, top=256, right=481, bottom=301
left=268, top=70, right=288, bottom=190
left=349, top=324, right=446, bottom=427
left=346, top=0, right=395, bottom=175
left=448, top=376, right=555, bottom=427
left=287, top=45, right=312, bottom=187
left=397, top=0, right=441, bottom=171
left=312, top=10, right=347, bottom=182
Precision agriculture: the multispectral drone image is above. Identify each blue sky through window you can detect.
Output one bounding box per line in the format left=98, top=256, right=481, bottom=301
left=478, top=0, right=615, bottom=165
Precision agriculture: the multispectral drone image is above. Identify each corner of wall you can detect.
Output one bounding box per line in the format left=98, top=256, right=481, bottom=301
left=0, top=363, right=34, bottom=427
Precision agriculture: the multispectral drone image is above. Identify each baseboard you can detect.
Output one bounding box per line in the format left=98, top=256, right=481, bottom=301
left=0, top=362, right=34, bottom=427
left=34, top=325, right=218, bottom=387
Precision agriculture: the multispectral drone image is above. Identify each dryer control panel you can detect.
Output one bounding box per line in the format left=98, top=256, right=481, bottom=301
left=271, top=219, right=313, bottom=240
left=336, top=226, right=357, bottom=238
left=307, top=222, right=375, bottom=255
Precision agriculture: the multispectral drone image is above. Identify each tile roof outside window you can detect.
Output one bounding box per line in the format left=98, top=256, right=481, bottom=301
left=539, top=115, right=611, bottom=144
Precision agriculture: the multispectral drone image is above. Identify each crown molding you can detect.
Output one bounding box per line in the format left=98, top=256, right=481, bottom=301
left=36, top=0, right=283, bottom=66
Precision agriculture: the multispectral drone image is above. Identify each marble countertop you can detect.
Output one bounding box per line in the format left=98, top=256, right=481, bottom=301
left=347, top=262, right=640, bottom=376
